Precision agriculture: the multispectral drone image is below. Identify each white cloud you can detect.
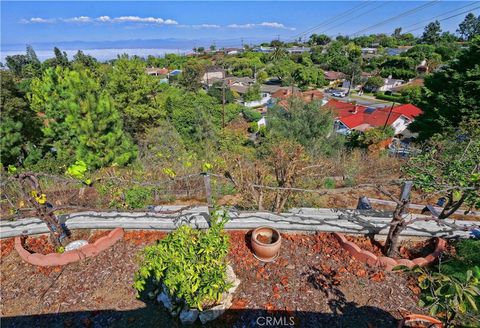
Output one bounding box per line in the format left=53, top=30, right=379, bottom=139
left=96, top=16, right=111, bottom=22
left=63, top=16, right=92, bottom=23
left=19, top=15, right=178, bottom=25
left=109, top=16, right=178, bottom=25
left=19, top=17, right=55, bottom=24
left=228, top=23, right=255, bottom=29
left=228, top=22, right=293, bottom=30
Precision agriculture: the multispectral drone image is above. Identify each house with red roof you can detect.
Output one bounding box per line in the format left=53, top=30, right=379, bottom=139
left=324, top=99, right=423, bottom=136
left=271, top=89, right=325, bottom=108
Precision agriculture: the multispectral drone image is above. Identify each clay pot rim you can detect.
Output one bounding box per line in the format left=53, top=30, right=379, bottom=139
left=252, top=226, right=282, bottom=247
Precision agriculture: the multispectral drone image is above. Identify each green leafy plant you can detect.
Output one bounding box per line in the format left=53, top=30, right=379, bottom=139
left=124, top=186, right=152, bottom=209
left=66, top=160, right=91, bottom=185
left=133, top=210, right=231, bottom=310
left=413, top=266, right=480, bottom=327
left=323, top=177, right=336, bottom=189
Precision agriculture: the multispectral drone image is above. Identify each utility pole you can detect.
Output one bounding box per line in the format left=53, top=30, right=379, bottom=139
left=383, top=101, right=396, bottom=130
left=347, top=67, right=355, bottom=96
left=222, top=80, right=226, bottom=129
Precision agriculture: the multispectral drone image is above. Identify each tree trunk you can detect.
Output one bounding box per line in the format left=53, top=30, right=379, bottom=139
left=383, top=201, right=408, bottom=257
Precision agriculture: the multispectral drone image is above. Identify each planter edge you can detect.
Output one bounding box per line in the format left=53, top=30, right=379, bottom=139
left=332, top=232, right=446, bottom=271
left=14, top=227, right=124, bottom=267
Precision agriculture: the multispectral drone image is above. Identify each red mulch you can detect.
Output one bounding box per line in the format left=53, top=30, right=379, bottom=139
left=124, top=231, right=167, bottom=245
left=1, top=238, right=14, bottom=257
left=22, top=235, right=56, bottom=255
left=1, top=229, right=428, bottom=327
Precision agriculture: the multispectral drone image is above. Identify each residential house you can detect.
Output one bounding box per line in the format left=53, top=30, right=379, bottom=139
left=324, top=71, right=346, bottom=86
left=361, top=48, right=379, bottom=59
left=229, top=83, right=298, bottom=108
left=378, top=77, right=405, bottom=92
left=391, top=78, right=424, bottom=93
left=146, top=67, right=169, bottom=76
left=271, top=89, right=325, bottom=108
left=252, top=46, right=310, bottom=54
left=386, top=46, right=413, bottom=56
left=287, top=47, right=311, bottom=54
left=202, top=66, right=226, bottom=85
left=168, top=69, right=182, bottom=77
left=226, top=76, right=256, bottom=86
left=223, top=47, right=244, bottom=55
left=324, top=99, right=422, bottom=135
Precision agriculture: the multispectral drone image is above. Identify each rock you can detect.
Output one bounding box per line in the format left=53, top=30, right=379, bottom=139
left=156, top=287, right=174, bottom=312
left=65, top=240, right=88, bottom=251
left=226, top=265, right=240, bottom=294
left=179, top=307, right=199, bottom=325
left=199, top=291, right=234, bottom=324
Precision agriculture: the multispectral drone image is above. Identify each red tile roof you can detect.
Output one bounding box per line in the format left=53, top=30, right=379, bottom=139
left=273, top=89, right=324, bottom=107
left=390, top=103, right=423, bottom=119
left=324, top=99, right=423, bottom=131
left=324, top=71, right=345, bottom=80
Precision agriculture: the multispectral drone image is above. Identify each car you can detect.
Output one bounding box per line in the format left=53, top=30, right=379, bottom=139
left=332, top=91, right=346, bottom=98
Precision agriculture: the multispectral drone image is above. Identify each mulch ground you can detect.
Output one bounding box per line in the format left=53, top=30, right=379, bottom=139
left=0, top=230, right=426, bottom=328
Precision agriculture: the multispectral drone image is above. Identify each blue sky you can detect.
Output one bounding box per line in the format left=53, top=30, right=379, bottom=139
left=2, top=1, right=479, bottom=49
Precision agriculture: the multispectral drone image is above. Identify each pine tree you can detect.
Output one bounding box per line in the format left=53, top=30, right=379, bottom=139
left=29, top=67, right=136, bottom=168
left=457, top=13, right=480, bottom=41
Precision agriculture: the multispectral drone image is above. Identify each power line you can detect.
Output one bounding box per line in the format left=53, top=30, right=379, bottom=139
left=290, top=0, right=373, bottom=41
left=403, top=5, right=480, bottom=34
left=314, top=1, right=390, bottom=37
left=399, top=1, right=478, bottom=32
left=351, top=0, right=440, bottom=36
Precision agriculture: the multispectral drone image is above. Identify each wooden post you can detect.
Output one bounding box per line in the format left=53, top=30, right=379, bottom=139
left=400, top=181, right=413, bottom=202
left=202, top=173, right=214, bottom=215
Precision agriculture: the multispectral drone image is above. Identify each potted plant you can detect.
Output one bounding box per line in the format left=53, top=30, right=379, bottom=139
left=251, top=226, right=282, bottom=262
left=133, top=209, right=240, bottom=325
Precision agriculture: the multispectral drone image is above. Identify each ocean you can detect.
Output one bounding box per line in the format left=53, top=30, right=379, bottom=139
left=0, top=48, right=191, bottom=63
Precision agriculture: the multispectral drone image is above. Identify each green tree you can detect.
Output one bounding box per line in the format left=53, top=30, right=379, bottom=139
left=269, top=40, right=288, bottom=61
left=72, top=50, right=98, bottom=70
left=266, top=98, right=344, bottom=157
left=308, top=34, right=331, bottom=46
left=410, top=36, right=480, bottom=139
left=243, top=83, right=261, bottom=102
left=29, top=67, right=136, bottom=168
left=400, top=85, right=422, bottom=104
left=178, top=61, right=205, bottom=92
left=404, top=121, right=480, bottom=220
left=292, top=65, right=325, bottom=90
left=364, top=76, right=385, bottom=91
left=207, top=81, right=235, bottom=104
left=421, top=21, right=442, bottom=44
left=5, top=45, right=41, bottom=78
left=392, top=27, right=402, bottom=38
left=457, top=13, right=480, bottom=41
left=106, top=55, right=164, bottom=137
left=256, top=70, right=269, bottom=84
left=0, top=71, right=42, bottom=166
left=266, top=58, right=298, bottom=85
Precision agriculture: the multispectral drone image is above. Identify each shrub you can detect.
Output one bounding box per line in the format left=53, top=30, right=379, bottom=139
left=323, top=177, right=336, bottom=189
left=375, top=92, right=403, bottom=102
left=133, top=210, right=231, bottom=310
left=124, top=186, right=152, bottom=209
left=413, top=266, right=480, bottom=326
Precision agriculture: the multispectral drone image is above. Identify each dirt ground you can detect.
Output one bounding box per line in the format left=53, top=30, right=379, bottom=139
left=1, top=230, right=426, bottom=328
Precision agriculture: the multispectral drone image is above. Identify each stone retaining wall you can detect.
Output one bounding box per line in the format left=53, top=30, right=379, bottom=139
left=14, top=228, right=124, bottom=267
left=333, top=232, right=447, bottom=271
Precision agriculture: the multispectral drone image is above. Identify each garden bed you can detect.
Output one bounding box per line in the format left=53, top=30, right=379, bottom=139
left=1, top=230, right=428, bottom=327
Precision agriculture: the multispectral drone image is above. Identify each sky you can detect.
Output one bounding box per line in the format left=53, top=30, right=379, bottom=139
left=2, top=1, right=479, bottom=51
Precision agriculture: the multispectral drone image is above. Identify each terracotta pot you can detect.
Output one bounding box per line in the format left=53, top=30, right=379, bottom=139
left=398, top=314, right=443, bottom=328
left=251, top=226, right=281, bottom=262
